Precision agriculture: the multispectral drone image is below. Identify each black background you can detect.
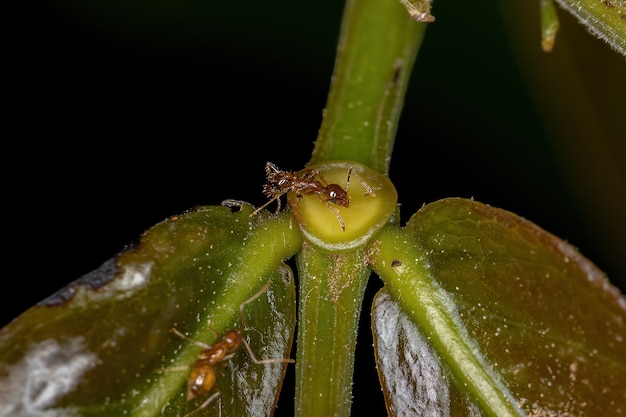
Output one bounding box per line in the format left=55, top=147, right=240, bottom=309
left=5, top=0, right=626, bottom=415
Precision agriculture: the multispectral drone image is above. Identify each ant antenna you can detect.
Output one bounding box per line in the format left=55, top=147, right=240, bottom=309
left=345, top=167, right=376, bottom=196
left=239, top=280, right=271, bottom=331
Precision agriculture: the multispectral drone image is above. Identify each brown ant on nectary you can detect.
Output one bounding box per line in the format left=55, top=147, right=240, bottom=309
left=251, top=162, right=376, bottom=231
left=169, top=281, right=294, bottom=417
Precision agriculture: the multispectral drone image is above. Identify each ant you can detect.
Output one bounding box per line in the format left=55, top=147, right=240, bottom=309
left=169, top=281, right=294, bottom=417
left=251, top=162, right=376, bottom=231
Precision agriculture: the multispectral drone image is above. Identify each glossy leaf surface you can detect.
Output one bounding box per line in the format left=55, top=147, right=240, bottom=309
left=0, top=204, right=301, bottom=417
left=371, top=197, right=626, bottom=416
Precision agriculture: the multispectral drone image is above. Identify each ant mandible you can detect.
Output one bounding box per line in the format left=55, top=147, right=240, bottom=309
left=170, top=280, right=294, bottom=417
left=251, top=162, right=376, bottom=231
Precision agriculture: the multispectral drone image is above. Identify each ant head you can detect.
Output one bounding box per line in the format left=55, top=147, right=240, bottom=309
left=324, top=184, right=349, bottom=207
left=222, top=330, right=242, bottom=349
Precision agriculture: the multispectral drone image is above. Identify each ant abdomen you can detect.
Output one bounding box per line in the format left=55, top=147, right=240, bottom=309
left=187, top=365, right=217, bottom=400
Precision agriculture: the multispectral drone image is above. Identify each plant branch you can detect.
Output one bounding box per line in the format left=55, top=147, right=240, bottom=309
left=309, top=0, right=428, bottom=174
left=294, top=243, right=371, bottom=417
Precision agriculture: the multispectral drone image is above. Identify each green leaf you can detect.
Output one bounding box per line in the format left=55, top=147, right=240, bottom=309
left=555, top=0, right=626, bottom=56
left=369, top=197, right=626, bottom=416
left=0, top=204, right=302, bottom=416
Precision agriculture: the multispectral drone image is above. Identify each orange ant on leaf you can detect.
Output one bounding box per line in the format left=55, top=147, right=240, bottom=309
left=251, top=162, right=376, bottom=231
left=169, top=281, right=294, bottom=417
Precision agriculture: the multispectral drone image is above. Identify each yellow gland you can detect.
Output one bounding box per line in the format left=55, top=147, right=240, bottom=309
left=287, top=161, right=397, bottom=251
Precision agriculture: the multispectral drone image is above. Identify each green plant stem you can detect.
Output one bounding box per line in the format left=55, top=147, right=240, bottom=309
left=309, top=0, right=428, bottom=175
left=294, top=1, right=428, bottom=415
left=294, top=243, right=371, bottom=417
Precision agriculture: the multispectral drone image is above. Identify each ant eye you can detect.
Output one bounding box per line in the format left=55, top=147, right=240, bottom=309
left=278, top=179, right=286, bottom=186
left=329, top=191, right=337, bottom=198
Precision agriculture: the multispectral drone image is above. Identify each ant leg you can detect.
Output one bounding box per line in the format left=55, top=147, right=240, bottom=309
left=240, top=337, right=295, bottom=365
left=205, top=320, right=223, bottom=341
left=308, top=169, right=326, bottom=186
left=237, top=280, right=295, bottom=365
left=251, top=195, right=282, bottom=217
left=316, top=195, right=346, bottom=231
left=345, top=167, right=376, bottom=197
left=184, top=389, right=221, bottom=417
left=154, top=364, right=190, bottom=374
left=238, top=280, right=272, bottom=329
left=171, top=328, right=213, bottom=350
left=325, top=202, right=346, bottom=232
left=289, top=193, right=304, bottom=209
